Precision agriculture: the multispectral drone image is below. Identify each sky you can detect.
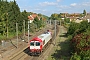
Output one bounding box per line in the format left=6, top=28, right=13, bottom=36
left=8, top=0, right=90, bottom=16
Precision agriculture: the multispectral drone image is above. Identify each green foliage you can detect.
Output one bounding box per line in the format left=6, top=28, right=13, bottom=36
left=70, top=53, right=81, bottom=60
left=0, top=0, right=47, bottom=40
left=67, top=21, right=89, bottom=35
left=51, top=13, right=58, bottom=20
left=79, top=21, right=88, bottom=33
left=0, top=0, right=28, bottom=40
left=72, top=33, right=90, bottom=52
left=64, top=18, right=70, bottom=23
left=79, top=13, right=84, bottom=17
left=69, top=21, right=90, bottom=59
left=80, top=50, right=90, bottom=60
left=0, top=1, right=8, bottom=36
left=83, top=9, right=87, bottom=16
left=67, top=22, right=80, bottom=35
left=33, top=17, right=45, bottom=30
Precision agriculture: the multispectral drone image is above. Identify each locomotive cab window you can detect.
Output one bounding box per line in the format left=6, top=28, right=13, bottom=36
left=36, top=42, right=40, bottom=46
left=30, top=42, right=34, bottom=46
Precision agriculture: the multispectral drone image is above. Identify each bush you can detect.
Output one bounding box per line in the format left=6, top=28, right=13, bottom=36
left=70, top=53, right=81, bottom=60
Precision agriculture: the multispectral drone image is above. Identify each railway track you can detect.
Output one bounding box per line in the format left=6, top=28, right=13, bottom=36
left=9, top=48, right=29, bottom=60
left=25, top=25, right=60, bottom=60
left=32, top=25, right=60, bottom=60
left=6, top=25, right=59, bottom=60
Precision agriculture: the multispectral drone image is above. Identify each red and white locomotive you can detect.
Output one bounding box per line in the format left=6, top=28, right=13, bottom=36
left=29, top=30, right=52, bottom=55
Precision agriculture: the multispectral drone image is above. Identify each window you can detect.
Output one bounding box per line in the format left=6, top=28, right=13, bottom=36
left=30, top=42, right=34, bottom=46
left=36, top=42, right=40, bottom=46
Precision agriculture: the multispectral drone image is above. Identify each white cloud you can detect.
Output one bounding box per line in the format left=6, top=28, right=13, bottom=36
left=56, top=0, right=61, bottom=2
left=82, top=2, right=90, bottom=6
left=42, top=9, right=48, bottom=12
left=57, top=5, right=71, bottom=9
left=39, top=1, right=58, bottom=6
left=70, top=3, right=77, bottom=6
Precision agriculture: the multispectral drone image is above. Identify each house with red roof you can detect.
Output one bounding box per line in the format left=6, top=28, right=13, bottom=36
left=28, top=14, right=40, bottom=23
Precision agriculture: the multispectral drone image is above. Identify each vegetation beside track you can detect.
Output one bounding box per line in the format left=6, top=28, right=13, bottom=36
left=67, top=21, right=90, bottom=60
left=47, top=26, right=71, bottom=60
left=47, top=20, right=90, bottom=60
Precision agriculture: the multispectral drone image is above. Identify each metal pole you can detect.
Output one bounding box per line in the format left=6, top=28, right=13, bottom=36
left=7, top=13, right=8, bottom=38
left=55, top=20, right=56, bottom=38
left=50, top=20, right=51, bottom=25
left=60, top=20, right=61, bottom=26
left=54, top=20, right=56, bottom=46
left=28, top=21, right=29, bottom=44
left=16, top=23, right=18, bottom=48
left=23, top=20, right=25, bottom=38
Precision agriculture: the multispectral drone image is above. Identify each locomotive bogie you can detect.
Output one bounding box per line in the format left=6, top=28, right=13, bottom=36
left=30, top=49, right=41, bottom=55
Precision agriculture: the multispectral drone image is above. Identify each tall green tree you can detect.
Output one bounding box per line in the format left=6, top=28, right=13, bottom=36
left=83, top=9, right=87, bottom=16
left=0, top=0, right=9, bottom=36
left=51, top=13, right=58, bottom=20
left=67, top=22, right=80, bottom=35
left=21, top=10, right=28, bottom=31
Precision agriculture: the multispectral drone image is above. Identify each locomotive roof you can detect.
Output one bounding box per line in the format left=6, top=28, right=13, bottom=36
left=30, top=37, right=42, bottom=42
left=30, top=32, right=51, bottom=42
left=38, top=32, right=51, bottom=41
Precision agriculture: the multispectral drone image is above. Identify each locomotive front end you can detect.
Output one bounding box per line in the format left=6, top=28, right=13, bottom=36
left=29, top=39, right=42, bottom=55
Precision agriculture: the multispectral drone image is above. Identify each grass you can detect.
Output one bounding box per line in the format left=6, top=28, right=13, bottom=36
left=0, top=35, right=6, bottom=40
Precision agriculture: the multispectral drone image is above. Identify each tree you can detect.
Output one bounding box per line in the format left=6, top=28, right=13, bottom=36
left=70, top=20, right=90, bottom=60
left=79, top=21, right=88, bottom=33
left=33, top=17, right=40, bottom=29
left=0, top=0, right=9, bottom=37
left=83, top=9, right=87, bottom=16
left=0, top=0, right=24, bottom=39
left=67, top=22, right=80, bottom=35
left=0, top=0, right=48, bottom=40
left=51, top=13, right=58, bottom=20
left=64, top=18, right=70, bottom=23
left=21, top=10, right=28, bottom=31
left=70, top=53, right=81, bottom=60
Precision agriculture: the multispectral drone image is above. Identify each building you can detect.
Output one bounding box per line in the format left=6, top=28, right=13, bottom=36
left=28, top=14, right=40, bottom=23
left=81, top=13, right=90, bottom=22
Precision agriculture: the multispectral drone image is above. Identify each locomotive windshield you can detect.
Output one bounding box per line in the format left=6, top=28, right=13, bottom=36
left=36, top=42, right=40, bottom=46
left=30, top=41, right=40, bottom=46
left=30, top=42, right=34, bottom=46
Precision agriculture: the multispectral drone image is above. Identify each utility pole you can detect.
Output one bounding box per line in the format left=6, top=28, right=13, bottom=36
left=55, top=20, right=56, bottom=46
left=60, top=20, right=61, bottom=26
left=28, top=21, right=29, bottom=43
left=50, top=20, right=51, bottom=25
left=16, top=23, right=18, bottom=48
left=55, top=20, right=56, bottom=38
left=23, top=20, right=25, bottom=38
left=7, top=13, right=8, bottom=38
